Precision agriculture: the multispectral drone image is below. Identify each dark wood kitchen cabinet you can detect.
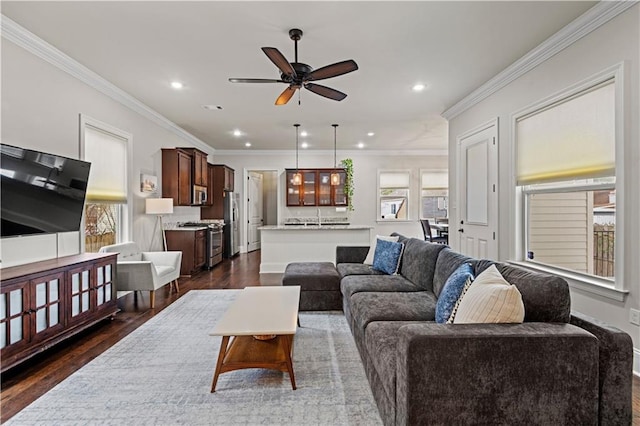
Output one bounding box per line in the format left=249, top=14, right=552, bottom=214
left=286, top=168, right=347, bottom=207
left=162, top=148, right=192, bottom=206
left=162, top=148, right=209, bottom=206
left=201, top=165, right=234, bottom=220
left=165, top=229, right=207, bottom=276
left=0, top=253, right=118, bottom=372
left=180, top=148, right=208, bottom=187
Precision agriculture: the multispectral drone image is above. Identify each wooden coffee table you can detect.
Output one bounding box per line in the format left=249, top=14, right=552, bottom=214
left=209, top=286, right=300, bottom=392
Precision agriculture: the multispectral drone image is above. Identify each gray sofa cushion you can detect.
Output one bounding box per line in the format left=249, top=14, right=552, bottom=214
left=398, top=238, right=447, bottom=291
left=432, top=248, right=474, bottom=297
left=495, top=263, right=571, bottom=323
left=341, top=274, right=421, bottom=299
left=336, top=263, right=384, bottom=278
left=349, top=291, right=437, bottom=343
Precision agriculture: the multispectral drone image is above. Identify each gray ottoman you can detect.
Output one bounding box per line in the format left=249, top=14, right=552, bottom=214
left=282, top=262, right=342, bottom=311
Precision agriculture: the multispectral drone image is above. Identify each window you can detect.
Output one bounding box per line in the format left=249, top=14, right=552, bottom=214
left=81, top=116, right=130, bottom=252
left=378, top=171, right=410, bottom=220
left=420, top=170, right=448, bottom=220
left=517, top=78, right=616, bottom=281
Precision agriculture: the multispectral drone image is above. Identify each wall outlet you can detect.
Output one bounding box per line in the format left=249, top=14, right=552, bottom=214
left=630, top=308, right=640, bottom=326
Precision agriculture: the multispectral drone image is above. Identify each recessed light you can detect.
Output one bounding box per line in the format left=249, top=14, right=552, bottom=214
left=245, top=142, right=251, bottom=147
left=301, top=142, right=309, bottom=149
left=300, top=131, right=308, bottom=137
left=412, top=83, right=426, bottom=92
left=367, top=132, right=375, bottom=137
left=233, top=129, right=242, bottom=137
left=357, top=142, right=365, bottom=149
left=203, top=105, right=223, bottom=110
left=170, top=81, right=184, bottom=89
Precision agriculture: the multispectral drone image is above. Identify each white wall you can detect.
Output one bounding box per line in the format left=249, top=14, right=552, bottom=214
left=1, top=38, right=213, bottom=267
left=215, top=151, right=448, bottom=250
left=448, top=5, right=640, bottom=351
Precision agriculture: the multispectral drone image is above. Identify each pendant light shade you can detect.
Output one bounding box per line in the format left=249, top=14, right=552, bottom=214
left=330, top=124, right=340, bottom=186
left=292, top=124, right=302, bottom=186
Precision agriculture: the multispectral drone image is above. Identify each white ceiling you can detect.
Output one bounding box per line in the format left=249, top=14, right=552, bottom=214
left=2, top=1, right=596, bottom=151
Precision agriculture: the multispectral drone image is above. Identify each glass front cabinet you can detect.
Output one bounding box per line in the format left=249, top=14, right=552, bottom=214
left=286, top=168, right=347, bottom=207
left=0, top=253, right=117, bottom=372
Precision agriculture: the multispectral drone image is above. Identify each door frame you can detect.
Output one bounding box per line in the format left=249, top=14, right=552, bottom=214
left=455, top=117, right=499, bottom=258
left=243, top=168, right=280, bottom=254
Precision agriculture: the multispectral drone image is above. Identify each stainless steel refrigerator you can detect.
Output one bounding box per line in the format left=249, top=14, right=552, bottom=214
left=223, top=192, right=240, bottom=258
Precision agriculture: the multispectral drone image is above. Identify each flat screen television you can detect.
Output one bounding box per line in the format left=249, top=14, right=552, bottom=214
left=1, top=144, right=91, bottom=238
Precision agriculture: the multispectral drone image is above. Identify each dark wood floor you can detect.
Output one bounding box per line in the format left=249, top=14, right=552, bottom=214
left=1, top=251, right=639, bottom=424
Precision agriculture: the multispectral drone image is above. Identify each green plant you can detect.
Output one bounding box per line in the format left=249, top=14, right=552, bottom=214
left=341, top=158, right=354, bottom=211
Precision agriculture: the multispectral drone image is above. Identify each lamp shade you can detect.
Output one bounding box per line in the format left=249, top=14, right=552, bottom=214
left=145, top=198, right=174, bottom=215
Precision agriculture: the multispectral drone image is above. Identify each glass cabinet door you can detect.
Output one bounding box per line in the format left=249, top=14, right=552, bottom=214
left=333, top=171, right=348, bottom=206
left=32, top=272, right=65, bottom=340
left=302, top=171, right=317, bottom=206
left=318, top=172, right=332, bottom=206
left=0, top=281, right=29, bottom=352
left=69, top=265, right=92, bottom=322
left=286, top=171, right=302, bottom=206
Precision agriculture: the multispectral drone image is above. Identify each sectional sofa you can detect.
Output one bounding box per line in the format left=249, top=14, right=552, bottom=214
left=335, top=234, right=633, bottom=425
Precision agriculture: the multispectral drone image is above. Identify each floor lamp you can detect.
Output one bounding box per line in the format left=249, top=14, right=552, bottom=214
left=145, top=198, right=174, bottom=251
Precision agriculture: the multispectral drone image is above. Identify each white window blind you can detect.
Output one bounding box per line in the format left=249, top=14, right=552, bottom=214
left=380, top=171, right=410, bottom=188
left=421, top=171, right=448, bottom=189
left=516, top=80, right=615, bottom=185
left=84, top=125, right=128, bottom=203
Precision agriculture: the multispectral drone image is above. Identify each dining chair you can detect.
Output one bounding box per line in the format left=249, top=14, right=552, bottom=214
left=420, top=219, right=448, bottom=244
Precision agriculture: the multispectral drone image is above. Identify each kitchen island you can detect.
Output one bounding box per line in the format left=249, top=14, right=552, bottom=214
left=258, top=225, right=372, bottom=273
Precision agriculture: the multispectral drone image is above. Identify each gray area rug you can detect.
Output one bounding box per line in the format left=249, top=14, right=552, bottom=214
left=8, top=290, right=382, bottom=425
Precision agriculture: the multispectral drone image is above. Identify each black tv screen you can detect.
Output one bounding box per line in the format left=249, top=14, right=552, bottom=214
left=1, top=144, right=91, bottom=238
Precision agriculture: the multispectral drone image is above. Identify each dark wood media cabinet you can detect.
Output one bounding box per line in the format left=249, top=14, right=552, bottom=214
left=0, top=253, right=118, bottom=372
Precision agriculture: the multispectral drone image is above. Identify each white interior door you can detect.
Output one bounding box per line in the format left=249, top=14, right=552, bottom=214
left=247, top=171, right=264, bottom=252
left=457, top=121, right=498, bottom=259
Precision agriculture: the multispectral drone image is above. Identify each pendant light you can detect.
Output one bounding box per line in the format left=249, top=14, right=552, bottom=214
left=292, top=124, right=302, bottom=186
left=330, top=124, right=340, bottom=185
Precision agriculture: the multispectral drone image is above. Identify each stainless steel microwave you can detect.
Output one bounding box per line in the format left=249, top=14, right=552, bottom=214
left=193, top=185, right=207, bottom=205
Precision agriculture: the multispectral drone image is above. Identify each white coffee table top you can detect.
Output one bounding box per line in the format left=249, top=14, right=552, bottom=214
left=210, top=286, right=300, bottom=336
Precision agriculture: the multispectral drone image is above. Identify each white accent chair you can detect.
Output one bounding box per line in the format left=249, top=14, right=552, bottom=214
left=98, top=242, right=182, bottom=309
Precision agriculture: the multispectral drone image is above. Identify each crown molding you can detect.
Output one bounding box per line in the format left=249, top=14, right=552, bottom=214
left=442, top=0, right=638, bottom=121
left=214, top=149, right=448, bottom=157
left=1, top=14, right=214, bottom=154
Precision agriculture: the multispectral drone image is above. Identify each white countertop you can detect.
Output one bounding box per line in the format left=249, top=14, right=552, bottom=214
left=165, top=226, right=209, bottom=231
left=259, top=225, right=372, bottom=230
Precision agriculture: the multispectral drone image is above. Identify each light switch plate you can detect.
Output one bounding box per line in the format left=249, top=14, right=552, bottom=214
left=630, top=308, right=640, bottom=326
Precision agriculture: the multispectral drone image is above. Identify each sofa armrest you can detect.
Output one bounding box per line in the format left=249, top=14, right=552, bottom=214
left=116, top=261, right=158, bottom=291
left=395, top=322, right=599, bottom=425
left=570, top=311, right=633, bottom=425
left=336, top=246, right=369, bottom=264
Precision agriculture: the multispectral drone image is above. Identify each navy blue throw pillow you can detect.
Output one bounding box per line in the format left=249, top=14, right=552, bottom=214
left=372, top=239, right=404, bottom=275
left=435, top=263, right=474, bottom=323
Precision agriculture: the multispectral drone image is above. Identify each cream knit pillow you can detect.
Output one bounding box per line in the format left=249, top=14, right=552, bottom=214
left=453, top=264, right=525, bottom=324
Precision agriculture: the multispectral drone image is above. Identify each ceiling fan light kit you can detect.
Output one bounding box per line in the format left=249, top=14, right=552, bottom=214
left=229, top=28, right=358, bottom=106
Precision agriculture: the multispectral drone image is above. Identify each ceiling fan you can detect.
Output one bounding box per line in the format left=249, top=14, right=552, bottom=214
left=229, top=28, right=358, bottom=105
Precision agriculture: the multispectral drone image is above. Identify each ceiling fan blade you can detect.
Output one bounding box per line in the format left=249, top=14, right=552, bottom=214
left=229, top=78, right=284, bottom=83
left=275, top=86, right=298, bottom=105
left=304, top=83, right=347, bottom=101
left=261, top=47, right=297, bottom=79
left=306, top=60, right=358, bottom=81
